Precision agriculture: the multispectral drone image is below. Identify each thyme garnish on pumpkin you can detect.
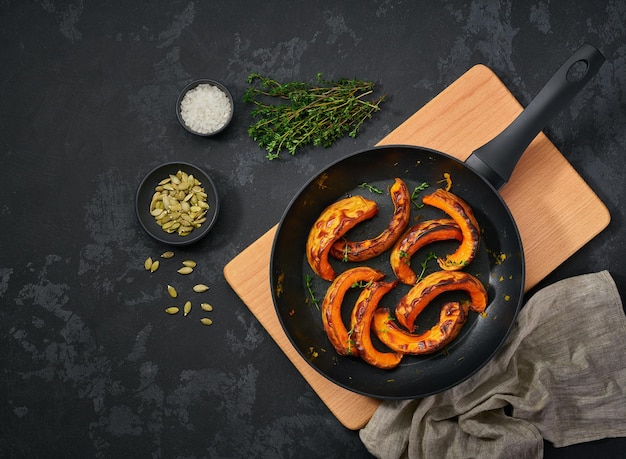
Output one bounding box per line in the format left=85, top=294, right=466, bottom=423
left=351, top=280, right=374, bottom=288
left=341, top=241, right=350, bottom=262
left=416, top=251, right=439, bottom=283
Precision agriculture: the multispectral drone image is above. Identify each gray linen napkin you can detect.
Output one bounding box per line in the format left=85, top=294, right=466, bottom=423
left=360, top=271, right=626, bottom=459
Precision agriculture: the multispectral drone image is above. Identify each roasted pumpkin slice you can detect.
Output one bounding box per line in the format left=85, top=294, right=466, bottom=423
left=374, top=301, right=469, bottom=355
left=351, top=280, right=402, bottom=369
left=306, top=195, right=378, bottom=281
left=422, top=188, right=480, bottom=270
left=321, top=266, right=385, bottom=356
left=330, top=178, right=411, bottom=262
left=390, top=218, right=463, bottom=285
left=395, top=270, right=488, bottom=331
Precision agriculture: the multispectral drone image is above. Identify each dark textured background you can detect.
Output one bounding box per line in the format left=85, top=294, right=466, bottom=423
left=1, top=1, right=625, bottom=457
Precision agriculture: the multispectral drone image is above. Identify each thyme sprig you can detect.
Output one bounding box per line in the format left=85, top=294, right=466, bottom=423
left=358, top=182, right=384, bottom=194
left=416, top=251, right=439, bottom=283
left=244, top=72, right=386, bottom=160
left=410, top=182, right=430, bottom=208
left=305, top=275, right=320, bottom=310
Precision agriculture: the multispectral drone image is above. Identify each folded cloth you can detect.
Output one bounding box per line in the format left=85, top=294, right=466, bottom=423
left=360, top=271, right=626, bottom=459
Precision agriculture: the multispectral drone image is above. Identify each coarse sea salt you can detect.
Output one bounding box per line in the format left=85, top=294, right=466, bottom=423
left=180, top=83, right=232, bottom=134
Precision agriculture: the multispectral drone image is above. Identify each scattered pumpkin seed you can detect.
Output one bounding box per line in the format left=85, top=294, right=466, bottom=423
left=177, top=266, right=194, bottom=275
left=183, top=300, right=192, bottom=316
left=182, top=260, right=197, bottom=268
left=150, top=260, right=160, bottom=272
left=165, top=307, right=180, bottom=315
left=200, top=318, right=213, bottom=326
left=200, top=303, right=213, bottom=312
left=193, top=284, right=209, bottom=293
left=144, top=257, right=153, bottom=271
left=167, top=284, right=178, bottom=298
left=161, top=251, right=175, bottom=259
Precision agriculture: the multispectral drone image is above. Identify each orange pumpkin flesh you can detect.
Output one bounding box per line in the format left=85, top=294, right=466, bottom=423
left=374, top=301, right=469, bottom=355
left=351, top=280, right=402, bottom=369
left=307, top=184, right=487, bottom=369
left=395, top=270, right=488, bottom=331
left=321, top=266, right=385, bottom=356
left=390, top=218, right=463, bottom=285
left=422, top=189, right=480, bottom=270
left=330, top=178, right=411, bottom=262
left=306, top=195, right=378, bottom=281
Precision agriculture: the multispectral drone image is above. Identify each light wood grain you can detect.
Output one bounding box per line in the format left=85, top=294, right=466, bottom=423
left=379, top=64, right=610, bottom=290
left=223, top=64, right=610, bottom=430
left=223, top=227, right=381, bottom=430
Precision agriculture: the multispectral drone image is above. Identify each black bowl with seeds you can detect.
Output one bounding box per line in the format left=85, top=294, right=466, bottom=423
left=136, top=162, right=219, bottom=246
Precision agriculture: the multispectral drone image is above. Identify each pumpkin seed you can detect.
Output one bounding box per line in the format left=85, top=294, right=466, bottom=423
left=193, top=284, right=209, bottom=293
left=150, top=260, right=160, bottom=272
left=167, top=284, right=178, bottom=298
left=200, top=318, right=213, bottom=326
left=144, top=257, right=153, bottom=271
left=183, top=300, right=192, bottom=316
left=177, top=266, right=193, bottom=275
left=182, top=260, right=196, bottom=268
left=200, top=303, right=213, bottom=312
left=165, top=307, right=180, bottom=315
left=161, top=251, right=175, bottom=259
left=178, top=226, right=193, bottom=235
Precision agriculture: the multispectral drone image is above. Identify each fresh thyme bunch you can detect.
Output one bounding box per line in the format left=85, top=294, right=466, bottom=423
left=244, top=72, right=385, bottom=160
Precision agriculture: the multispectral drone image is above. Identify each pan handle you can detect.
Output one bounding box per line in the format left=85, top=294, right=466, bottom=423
left=465, top=43, right=605, bottom=190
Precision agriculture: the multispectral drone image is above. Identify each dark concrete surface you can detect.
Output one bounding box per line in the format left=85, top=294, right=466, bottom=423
left=1, top=1, right=625, bottom=458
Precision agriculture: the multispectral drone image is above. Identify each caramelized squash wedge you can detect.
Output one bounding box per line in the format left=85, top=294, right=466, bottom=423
left=395, top=270, right=488, bottom=331
left=351, top=280, right=402, bottom=369
left=330, top=178, right=411, bottom=262
left=422, top=189, right=480, bottom=270
left=390, top=218, right=463, bottom=285
left=306, top=196, right=378, bottom=281
left=321, top=266, right=385, bottom=356
left=374, top=301, right=469, bottom=355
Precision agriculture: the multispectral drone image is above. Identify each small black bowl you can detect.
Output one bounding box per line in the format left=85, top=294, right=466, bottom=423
left=176, top=79, right=234, bottom=136
left=136, top=162, right=219, bottom=246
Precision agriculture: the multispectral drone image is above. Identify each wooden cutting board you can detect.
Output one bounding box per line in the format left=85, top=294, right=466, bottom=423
left=223, top=65, right=610, bottom=430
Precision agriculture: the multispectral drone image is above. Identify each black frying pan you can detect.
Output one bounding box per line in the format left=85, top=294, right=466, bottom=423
left=270, top=44, right=605, bottom=399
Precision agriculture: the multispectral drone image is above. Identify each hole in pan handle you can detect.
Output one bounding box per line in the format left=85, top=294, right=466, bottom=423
left=465, top=42, right=606, bottom=190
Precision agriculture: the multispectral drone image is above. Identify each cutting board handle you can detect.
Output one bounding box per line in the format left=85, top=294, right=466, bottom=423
left=465, top=43, right=605, bottom=190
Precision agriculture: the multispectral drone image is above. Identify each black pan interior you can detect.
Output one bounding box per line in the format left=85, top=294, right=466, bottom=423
left=270, top=145, right=525, bottom=399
